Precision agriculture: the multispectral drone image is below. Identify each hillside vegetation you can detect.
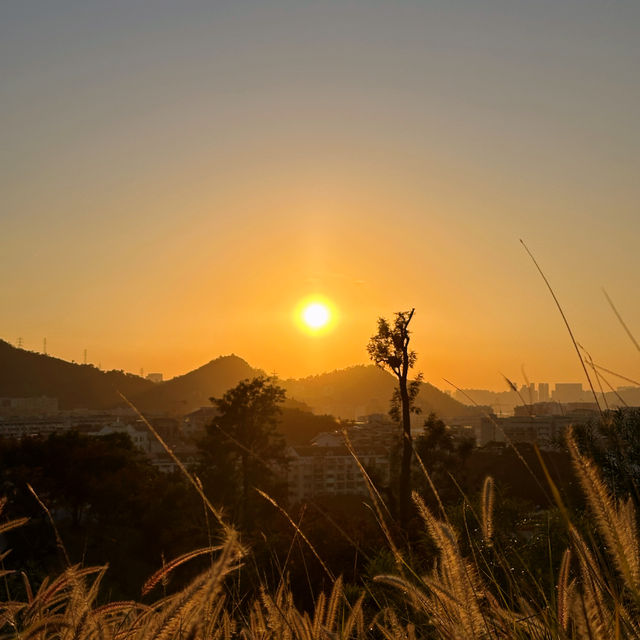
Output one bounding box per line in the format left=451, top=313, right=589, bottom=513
left=128, top=354, right=262, bottom=414
left=0, top=344, right=478, bottom=419
left=283, top=364, right=479, bottom=419
left=0, top=340, right=152, bottom=409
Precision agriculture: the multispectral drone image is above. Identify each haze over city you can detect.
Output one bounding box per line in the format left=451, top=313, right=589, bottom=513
left=3, top=1, right=639, bottom=390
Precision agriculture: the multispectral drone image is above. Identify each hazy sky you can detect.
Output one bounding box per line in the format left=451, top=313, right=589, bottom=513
left=3, top=1, right=639, bottom=390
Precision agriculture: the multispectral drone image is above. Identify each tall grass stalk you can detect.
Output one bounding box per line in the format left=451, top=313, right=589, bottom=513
left=4, top=411, right=640, bottom=637
left=5, top=264, right=640, bottom=637
left=520, top=238, right=603, bottom=415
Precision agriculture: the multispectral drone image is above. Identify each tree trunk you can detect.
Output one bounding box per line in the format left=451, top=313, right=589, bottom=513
left=399, top=376, right=413, bottom=528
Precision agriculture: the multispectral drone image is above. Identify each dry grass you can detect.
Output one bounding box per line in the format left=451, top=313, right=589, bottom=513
left=4, top=427, right=640, bottom=639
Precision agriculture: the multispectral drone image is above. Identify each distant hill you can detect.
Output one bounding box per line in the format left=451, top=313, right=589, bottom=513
left=128, top=355, right=263, bottom=414
left=0, top=340, right=479, bottom=420
left=282, top=365, right=479, bottom=419
left=0, top=340, right=153, bottom=410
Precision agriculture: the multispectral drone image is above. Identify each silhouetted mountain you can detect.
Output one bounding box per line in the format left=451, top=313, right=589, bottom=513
left=0, top=340, right=153, bottom=410
left=282, top=365, right=479, bottom=419
left=1, top=340, right=479, bottom=421
left=129, top=354, right=263, bottom=414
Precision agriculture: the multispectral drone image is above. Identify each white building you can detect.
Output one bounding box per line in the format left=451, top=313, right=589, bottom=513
left=474, top=414, right=583, bottom=449
left=287, top=444, right=390, bottom=504
left=85, top=421, right=153, bottom=453
left=0, top=417, right=70, bottom=438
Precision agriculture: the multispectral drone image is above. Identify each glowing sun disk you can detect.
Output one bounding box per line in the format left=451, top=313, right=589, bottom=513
left=302, top=302, right=331, bottom=329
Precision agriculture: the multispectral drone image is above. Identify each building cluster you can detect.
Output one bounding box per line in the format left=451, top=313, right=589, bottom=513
left=0, top=395, right=59, bottom=416
left=454, top=382, right=640, bottom=415
left=3, top=392, right=638, bottom=504
left=0, top=398, right=397, bottom=504
left=286, top=414, right=395, bottom=503
left=474, top=413, right=581, bottom=449
left=0, top=396, right=197, bottom=473
left=287, top=444, right=389, bottom=503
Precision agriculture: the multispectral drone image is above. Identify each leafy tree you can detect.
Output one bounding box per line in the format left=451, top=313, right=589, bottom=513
left=0, top=431, right=207, bottom=598
left=573, top=408, right=640, bottom=502
left=367, top=308, right=419, bottom=526
left=413, top=413, right=473, bottom=504
left=278, top=407, right=340, bottom=445
left=199, top=376, right=288, bottom=528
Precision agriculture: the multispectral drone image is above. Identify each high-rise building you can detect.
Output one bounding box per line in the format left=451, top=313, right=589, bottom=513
left=538, top=383, right=550, bottom=402
left=553, top=383, right=583, bottom=403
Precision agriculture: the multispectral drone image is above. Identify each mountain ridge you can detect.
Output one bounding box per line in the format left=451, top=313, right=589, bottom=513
left=0, top=339, right=478, bottom=418
left=0, top=339, right=153, bottom=409
left=128, top=354, right=263, bottom=414
left=282, top=364, right=479, bottom=419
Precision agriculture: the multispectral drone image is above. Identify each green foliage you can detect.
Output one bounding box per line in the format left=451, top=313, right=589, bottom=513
left=413, top=413, right=473, bottom=504
left=1, top=431, right=145, bottom=526
left=573, top=407, right=640, bottom=501
left=0, top=432, right=208, bottom=599
left=131, top=353, right=261, bottom=414
left=5, top=414, right=640, bottom=638
left=366, top=310, right=417, bottom=378
left=0, top=339, right=152, bottom=409
left=367, top=309, right=418, bottom=527
left=277, top=407, right=340, bottom=445
left=198, top=376, right=288, bottom=528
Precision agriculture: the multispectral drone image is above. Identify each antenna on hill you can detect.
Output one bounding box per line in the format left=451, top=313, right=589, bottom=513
left=17, top=337, right=23, bottom=348
left=84, top=349, right=87, bottom=365
left=43, top=337, right=47, bottom=355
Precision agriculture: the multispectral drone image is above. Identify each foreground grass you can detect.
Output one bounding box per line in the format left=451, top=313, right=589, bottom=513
left=2, top=429, right=639, bottom=639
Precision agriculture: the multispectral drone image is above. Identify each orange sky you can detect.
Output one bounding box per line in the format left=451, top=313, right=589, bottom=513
left=2, top=2, right=640, bottom=391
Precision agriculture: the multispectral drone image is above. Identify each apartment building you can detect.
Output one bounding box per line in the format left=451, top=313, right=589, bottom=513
left=287, top=444, right=389, bottom=504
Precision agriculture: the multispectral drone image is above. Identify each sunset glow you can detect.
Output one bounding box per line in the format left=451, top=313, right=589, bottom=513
left=3, top=4, right=640, bottom=627
left=295, top=298, right=335, bottom=335
left=2, top=2, right=639, bottom=389
left=302, top=302, right=331, bottom=330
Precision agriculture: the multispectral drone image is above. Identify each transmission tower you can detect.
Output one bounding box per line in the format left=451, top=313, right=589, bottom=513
left=17, top=337, right=23, bottom=348
left=84, top=349, right=87, bottom=365
left=43, top=337, right=47, bottom=355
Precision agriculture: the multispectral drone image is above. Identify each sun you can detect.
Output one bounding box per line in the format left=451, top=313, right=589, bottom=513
left=303, top=302, right=330, bottom=329
left=296, top=298, right=335, bottom=333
